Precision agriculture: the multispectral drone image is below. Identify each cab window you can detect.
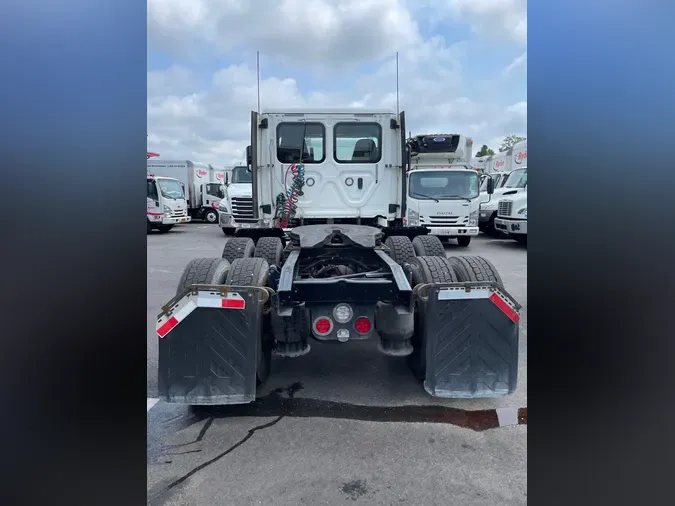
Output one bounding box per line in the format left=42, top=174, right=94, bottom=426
left=276, top=122, right=325, bottom=163
left=333, top=122, right=382, bottom=163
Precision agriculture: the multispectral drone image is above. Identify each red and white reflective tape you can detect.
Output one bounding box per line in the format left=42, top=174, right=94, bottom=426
left=147, top=211, right=163, bottom=216
left=156, top=291, right=247, bottom=339
left=437, top=287, right=520, bottom=324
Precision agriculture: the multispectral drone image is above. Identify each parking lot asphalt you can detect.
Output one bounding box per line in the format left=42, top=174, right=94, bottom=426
left=147, top=224, right=527, bottom=505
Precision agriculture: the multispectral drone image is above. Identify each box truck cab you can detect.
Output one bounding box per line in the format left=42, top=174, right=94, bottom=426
left=146, top=174, right=191, bottom=233
left=219, top=165, right=253, bottom=234
left=146, top=160, right=225, bottom=224
left=494, top=190, right=527, bottom=245
left=404, top=134, right=483, bottom=247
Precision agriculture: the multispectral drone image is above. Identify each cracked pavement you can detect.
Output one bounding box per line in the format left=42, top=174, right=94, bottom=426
left=147, top=225, right=527, bottom=505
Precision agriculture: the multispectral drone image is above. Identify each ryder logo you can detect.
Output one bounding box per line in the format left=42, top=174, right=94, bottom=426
left=495, top=160, right=505, bottom=169
left=196, top=169, right=208, bottom=178
left=514, top=152, right=527, bottom=164
left=216, top=172, right=224, bottom=180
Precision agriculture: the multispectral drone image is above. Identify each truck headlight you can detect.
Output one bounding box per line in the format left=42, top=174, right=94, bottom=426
left=481, top=201, right=497, bottom=211
left=517, top=208, right=527, bottom=218
left=218, top=202, right=228, bottom=212
left=468, top=210, right=479, bottom=226
left=163, top=205, right=172, bottom=216
left=407, top=209, right=420, bottom=226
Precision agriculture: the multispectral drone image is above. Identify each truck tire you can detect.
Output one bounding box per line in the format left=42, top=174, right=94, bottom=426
left=203, top=209, right=218, bottom=224
left=157, top=225, right=173, bottom=233
left=253, top=237, right=283, bottom=268
left=384, top=236, right=416, bottom=265
left=225, top=257, right=271, bottom=384
left=412, top=235, right=446, bottom=257
left=446, top=255, right=503, bottom=286
left=175, top=257, right=230, bottom=296
left=221, top=227, right=235, bottom=236
left=457, top=236, right=471, bottom=247
left=222, top=237, right=255, bottom=263
left=408, top=256, right=458, bottom=380
left=409, top=255, right=458, bottom=285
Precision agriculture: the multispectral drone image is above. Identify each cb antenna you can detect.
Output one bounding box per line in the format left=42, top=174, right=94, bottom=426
left=396, top=51, right=400, bottom=116
left=256, top=50, right=261, bottom=114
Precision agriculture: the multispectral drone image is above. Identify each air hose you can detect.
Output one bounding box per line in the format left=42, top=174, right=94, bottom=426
left=275, top=162, right=305, bottom=228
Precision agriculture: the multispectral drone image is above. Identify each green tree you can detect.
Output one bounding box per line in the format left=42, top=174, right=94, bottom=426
left=475, top=144, right=495, bottom=157
left=500, top=135, right=526, bottom=152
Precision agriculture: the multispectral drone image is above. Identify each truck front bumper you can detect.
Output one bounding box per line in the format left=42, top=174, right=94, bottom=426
left=219, top=213, right=232, bottom=226
left=426, top=226, right=479, bottom=237
left=232, top=218, right=274, bottom=229
left=494, top=218, right=527, bottom=235
left=479, top=209, right=496, bottom=224
left=148, top=213, right=191, bottom=225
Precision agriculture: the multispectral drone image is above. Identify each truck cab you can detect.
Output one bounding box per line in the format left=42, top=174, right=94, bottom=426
left=494, top=189, right=527, bottom=245
left=241, top=108, right=409, bottom=238
left=146, top=175, right=191, bottom=233
left=404, top=134, right=483, bottom=247
left=219, top=165, right=253, bottom=234
left=479, top=165, right=528, bottom=234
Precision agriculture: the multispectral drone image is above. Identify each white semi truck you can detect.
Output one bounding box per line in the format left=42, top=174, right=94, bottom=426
left=146, top=173, right=191, bottom=233
left=494, top=190, right=527, bottom=245
left=156, top=108, right=521, bottom=407
left=218, top=165, right=253, bottom=235
left=146, top=160, right=226, bottom=224
left=405, top=134, right=481, bottom=247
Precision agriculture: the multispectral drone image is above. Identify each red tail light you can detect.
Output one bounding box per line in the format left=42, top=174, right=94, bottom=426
left=354, top=317, right=372, bottom=334
left=314, top=317, right=333, bottom=335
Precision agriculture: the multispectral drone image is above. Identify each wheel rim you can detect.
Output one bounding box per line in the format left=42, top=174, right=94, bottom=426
left=206, top=211, right=217, bottom=223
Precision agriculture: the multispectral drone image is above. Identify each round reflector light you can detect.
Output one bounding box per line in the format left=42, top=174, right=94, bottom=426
left=354, top=317, right=371, bottom=334
left=333, top=304, right=353, bottom=324
left=314, top=317, right=332, bottom=335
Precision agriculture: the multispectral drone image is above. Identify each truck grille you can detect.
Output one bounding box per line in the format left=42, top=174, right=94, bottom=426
left=170, top=209, right=187, bottom=218
left=498, top=200, right=513, bottom=218
left=231, top=197, right=254, bottom=221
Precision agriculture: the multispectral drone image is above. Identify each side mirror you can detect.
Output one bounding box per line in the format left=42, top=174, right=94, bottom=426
left=224, top=173, right=229, bottom=185
left=487, top=176, right=495, bottom=195
left=246, top=145, right=252, bottom=166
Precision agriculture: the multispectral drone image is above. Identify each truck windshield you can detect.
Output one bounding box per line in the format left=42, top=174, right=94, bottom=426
left=157, top=179, right=184, bottom=199
left=206, top=183, right=225, bottom=199
left=409, top=171, right=479, bottom=200
left=504, top=168, right=527, bottom=188
left=232, top=166, right=252, bottom=184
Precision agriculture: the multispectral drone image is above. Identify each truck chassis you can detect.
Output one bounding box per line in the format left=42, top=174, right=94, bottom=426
left=157, top=225, right=521, bottom=404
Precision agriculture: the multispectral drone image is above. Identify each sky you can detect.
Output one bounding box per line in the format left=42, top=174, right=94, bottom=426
left=147, top=0, right=527, bottom=165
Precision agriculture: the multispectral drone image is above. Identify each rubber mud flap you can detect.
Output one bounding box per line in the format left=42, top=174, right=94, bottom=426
left=420, top=285, right=519, bottom=398
left=158, top=287, right=263, bottom=405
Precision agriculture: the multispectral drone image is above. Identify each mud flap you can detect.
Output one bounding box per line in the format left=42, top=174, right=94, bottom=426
left=157, top=284, right=269, bottom=405
left=416, top=282, right=521, bottom=398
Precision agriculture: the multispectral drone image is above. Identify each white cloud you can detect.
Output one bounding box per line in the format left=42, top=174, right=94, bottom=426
left=502, top=51, right=527, bottom=76
left=147, top=1, right=527, bottom=163
left=148, top=0, right=421, bottom=65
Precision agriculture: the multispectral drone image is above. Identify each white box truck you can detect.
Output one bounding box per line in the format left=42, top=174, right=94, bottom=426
left=478, top=140, right=527, bottom=234
left=494, top=190, right=527, bottom=245
left=404, top=134, right=483, bottom=247
left=146, top=160, right=226, bottom=224
left=146, top=174, right=191, bottom=233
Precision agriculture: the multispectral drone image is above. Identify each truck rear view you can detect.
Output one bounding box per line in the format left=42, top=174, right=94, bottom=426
left=156, top=108, right=521, bottom=406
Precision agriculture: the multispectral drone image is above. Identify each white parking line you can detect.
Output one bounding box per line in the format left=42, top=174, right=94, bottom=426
left=147, top=398, right=160, bottom=412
